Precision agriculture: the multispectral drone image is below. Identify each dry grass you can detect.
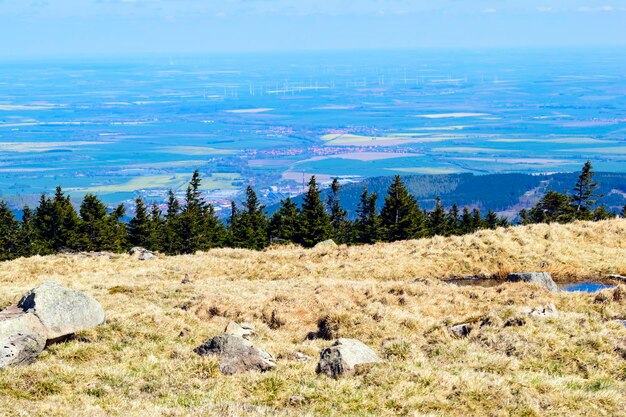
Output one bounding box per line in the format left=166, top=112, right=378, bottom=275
left=0, top=220, right=625, bottom=416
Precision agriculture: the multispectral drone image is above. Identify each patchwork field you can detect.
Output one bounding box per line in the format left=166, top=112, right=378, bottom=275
left=1, top=219, right=625, bottom=416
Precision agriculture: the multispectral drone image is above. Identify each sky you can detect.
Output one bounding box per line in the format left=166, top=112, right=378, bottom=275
left=1, top=0, right=626, bottom=57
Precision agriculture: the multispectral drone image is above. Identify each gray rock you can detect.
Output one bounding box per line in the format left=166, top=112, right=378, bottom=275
left=224, top=321, right=255, bottom=340
left=194, top=334, right=276, bottom=375
left=507, top=272, right=559, bottom=292
left=523, top=304, right=559, bottom=318
left=608, top=274, right=626, bottom=281
left=138, top=251, right=157, bottom=261
left=17, top=281, right=106, bottom=342
left=129, top=247, right=156, bottom=260
left=0, top=332, right=46, bottom=368
left=316, top=338, right=382, bottom=378
left=313, top=239, right=337, bottom=249
left=450, top=323, right=473, bottom=338
left=0, top=306, right=47, bottom=339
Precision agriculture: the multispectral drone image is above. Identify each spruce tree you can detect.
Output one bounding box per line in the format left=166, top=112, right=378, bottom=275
left=520, top=191, right=574, bottom=224
left=593, top=205, right=612, bottom=221
left=128, top=198, right=151, bottom=248
left=485, top=209, right=499, bottom=230
left=0, top=201, right=19, bottom=260
left=471, top=208, right=483, bottom=231
left=446, top=203, right=461, bottom=235
left=105, top=204, right=128, bottom=252
left=230, top=186, right=268, bottom=250
left=572, top=161, right=601, bottom=218
left=622, top=205, right=626, bottom=218
left=355, top=187, right=381, bottom=244
left=380, top=175, right=423, bottom=242
left=299, top=176, right=332, bottom=247
left=33, top=187, right=80, bottom=253
left=327, top=178, right=350, bottom=244
left=17, top=205, right=35, bottom=257
left=78, top=193, right=109, bottom=251
left=148, top=204, right=165, bottom=252
left=427, top=197, right=448, bottom=236
left=164, top=189, right=182, bottom=254
left=460, top=207, right=474, bottom=234
left=269, top=197, right=300, bottom=244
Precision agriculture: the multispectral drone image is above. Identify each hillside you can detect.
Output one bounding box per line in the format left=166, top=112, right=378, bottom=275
left=1, top=219, right=625, bottom=416
left=269, top=172, right=626, bottom=218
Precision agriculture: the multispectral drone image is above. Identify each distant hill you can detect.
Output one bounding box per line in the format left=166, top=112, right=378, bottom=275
left=269, top=172, right=626, bottom=219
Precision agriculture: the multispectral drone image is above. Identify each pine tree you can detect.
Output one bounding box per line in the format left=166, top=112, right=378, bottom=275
left=427, top=197, right=447, bottom=236
left=128, top=198, right=151, bottom=248
left=299, top=176, right=332, bottom=247
left=327, top=178, right=350, bottom=244
left=355, top=187, right=381, bottom=244
left=17, top=205, right=35, bottom=257
left=471, top=208, right=482, bottom=232
left=163, top=189, right=182, bottom=254
left=78, top=193, right=109, bottom=251
left=230, top=186, right=268, bottom=250
left=459, top=207, right=473, bottom=234
left=572, top=161, right=602, bottom=218
left=380, top=175, right=423, bottom=242
left=269, top=197, right=300, bottom=244
left=0, top=201, right=19, bottom=260
left=148, top=204, right=165, bottom=252
left=485, top=209, right=499, bottom=230
left=446, top=203, right=461, bottom=235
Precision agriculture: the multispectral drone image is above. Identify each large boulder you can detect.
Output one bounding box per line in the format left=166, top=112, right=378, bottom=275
left=0, top=306, right=47, bottom=339
left=129, top=247, right=157, bottom=260
left=194, top=334, right=276, bottom=375
left=17, top=281, right=106, bottom=342
left=0, top=333, right=46, bottom=368
left=314, top=239, right=337, bottom=249
left=316, top=338, right=382, bottom=378
left=507, top=272, right=559, bottom=292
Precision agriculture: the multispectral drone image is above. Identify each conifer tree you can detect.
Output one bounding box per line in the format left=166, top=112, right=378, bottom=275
left=471, top=208, right=483, bottom=232
left=105, top=204, right=128, bottom=252
left=128, top=198, right=151, bottom=248
left=327, top=178, right=350, bottom=244
left=355, top=187, right=380, bottom=244
left=17, top=205, right=35, bottom=257
left=460, top=207, right=474, bottom=234
left=485, top=209, right=499, bottom=230
left=446, top=203, right=461, bottom=235
left=427, top=197, right=448, bottom=236
left=33, top=187, right=80, bottom=253
left=269, top=197, right=300, bottom=244
left=592, top=205, right=612, bottom=221
left=148, top=204, right=165, bottom=252
left=78, top=193, right=109, bottom=251
left=622, top=205, right=626, bottom=218
left=0, top=201, right=19, bottom=260
left=163, top=189, right=182, bottom=254
left=230, top=186, right=268, bottom=250
left=572, top=161, right=601, bottom=217
left=299, top=176, right=332, bottom=247
left=380, top=175, right=423, bottom=242
left=520, top=191, right=574, bottom=224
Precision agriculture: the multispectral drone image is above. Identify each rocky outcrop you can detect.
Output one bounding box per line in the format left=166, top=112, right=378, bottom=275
left=0, top=281, right=106, bottom=369
left=507, top=272, right=559, bottom=292
left=450, top=323, right=473, bottom=338
left=314, top=239, right=337, bottom=249
left=129, top=247, right=157, bottom=260
left=224, top=321, right=255, bottom=340
left=18, top=281, right=106, bottom=342
left=0, top=333, right=46, bottom=368
left=316, top=338, right=382, bottom=378
left=194, top=334, right=276, bottom=375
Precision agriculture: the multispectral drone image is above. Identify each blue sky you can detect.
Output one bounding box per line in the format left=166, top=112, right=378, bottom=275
left=1, top=0, right=625, bottom=57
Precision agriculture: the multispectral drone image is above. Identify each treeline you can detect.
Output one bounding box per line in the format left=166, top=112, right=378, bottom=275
left=0, top=162, right=623, bottom=261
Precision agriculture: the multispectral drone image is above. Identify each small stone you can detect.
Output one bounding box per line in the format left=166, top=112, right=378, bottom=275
left=608, top=274, right=626, bottom=281
left=450, top=323, right=472, bottom=338
left=224, top=321, right=255, bottom=340
left=0, top=333, right=46, bottom=369
left=316, top=338, right=382, bottom=378
left=194, top=334, right=276, bottom=375
left=181, top=274, right=191, bottom=284
left=289, top=395, right=306, bottom=406
left=295, top=352, right=311, bottom=362
left=523, top=304, right=559, bottom=318
left=313, top=239, right=337, bottom=249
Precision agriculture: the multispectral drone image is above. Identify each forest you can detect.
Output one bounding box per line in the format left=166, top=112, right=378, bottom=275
left=0, top=162, right=623, bottom=260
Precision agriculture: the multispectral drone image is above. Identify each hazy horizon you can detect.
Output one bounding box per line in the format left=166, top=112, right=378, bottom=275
left=1, top=0, right=626, bottom=58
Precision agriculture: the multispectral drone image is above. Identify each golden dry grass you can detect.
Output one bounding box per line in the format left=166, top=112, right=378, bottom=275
left=0, top=219, right=625, bottom=416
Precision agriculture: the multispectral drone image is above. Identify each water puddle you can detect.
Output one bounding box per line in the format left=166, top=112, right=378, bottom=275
left=446, top=278, right=620, bottom=293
